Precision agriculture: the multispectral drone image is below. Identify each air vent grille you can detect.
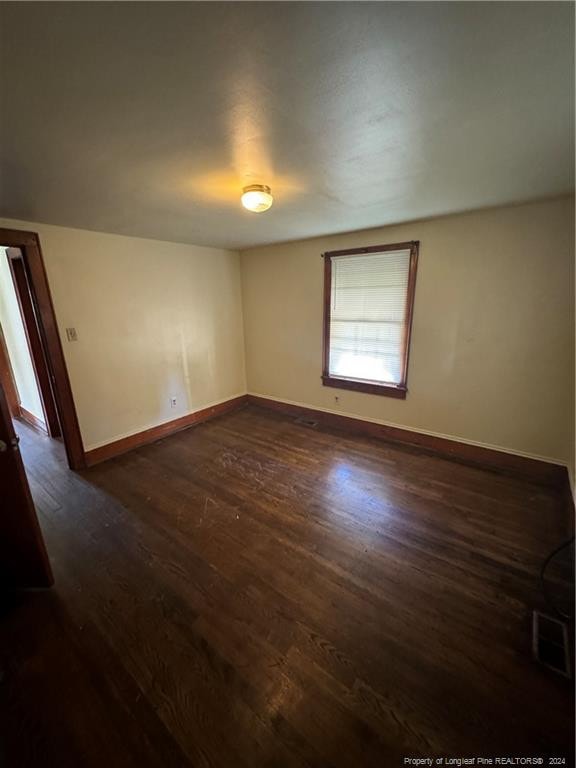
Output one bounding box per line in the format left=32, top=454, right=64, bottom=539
left=532, top=610, right=571, bottom=678
left=294, top=417, right=318, bottom=429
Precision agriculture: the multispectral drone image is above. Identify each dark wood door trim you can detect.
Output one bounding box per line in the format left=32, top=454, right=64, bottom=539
left=0, top=228, right=85, bottom=469
left=6, top=249, right=61, bottom=438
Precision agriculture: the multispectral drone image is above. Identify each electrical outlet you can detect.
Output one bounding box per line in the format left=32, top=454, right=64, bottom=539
left=170, top=397, right=177, bottom=408
left=65, top=327, right=78, bottom=342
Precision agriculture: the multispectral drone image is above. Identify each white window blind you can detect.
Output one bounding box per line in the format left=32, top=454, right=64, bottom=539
left=328, top=249, right=411, bottom=385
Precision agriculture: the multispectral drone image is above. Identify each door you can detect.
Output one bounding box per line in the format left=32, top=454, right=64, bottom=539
left=0, top=379, right=53, bottom=588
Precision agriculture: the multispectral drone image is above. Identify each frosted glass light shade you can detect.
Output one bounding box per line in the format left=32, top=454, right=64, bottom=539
left=241, top=185, right=273, bottom=213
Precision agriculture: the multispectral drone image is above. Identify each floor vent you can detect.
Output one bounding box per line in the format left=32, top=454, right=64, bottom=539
left=295, top=417, right=318, bottom=428
left=532, top=611, right=571, bottom=678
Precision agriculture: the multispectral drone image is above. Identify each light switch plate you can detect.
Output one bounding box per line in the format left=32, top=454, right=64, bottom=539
left=66, top=327, right=78, bottom=342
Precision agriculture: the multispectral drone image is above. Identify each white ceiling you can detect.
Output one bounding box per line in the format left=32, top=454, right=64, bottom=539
left=0, top=2, right=573, bottom=250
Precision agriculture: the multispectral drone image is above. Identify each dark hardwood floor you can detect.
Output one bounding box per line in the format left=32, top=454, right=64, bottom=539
left=1, top=406, right=574, bottom=766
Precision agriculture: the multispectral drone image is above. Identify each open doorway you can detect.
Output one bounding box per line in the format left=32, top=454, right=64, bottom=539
left=0, top=228, right=84, bottom=469
left=0, top=246, right=61, bottom=437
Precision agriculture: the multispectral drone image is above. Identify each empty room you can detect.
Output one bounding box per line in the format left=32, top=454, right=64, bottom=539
left=0, top=2, right=574, bottom=766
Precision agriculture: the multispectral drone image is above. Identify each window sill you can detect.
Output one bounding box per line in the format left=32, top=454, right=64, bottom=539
left=321, top=375, right=407, bottom=399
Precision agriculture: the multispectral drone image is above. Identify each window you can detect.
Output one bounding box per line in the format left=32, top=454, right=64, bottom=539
left=322, top=241, right=419, bottom=399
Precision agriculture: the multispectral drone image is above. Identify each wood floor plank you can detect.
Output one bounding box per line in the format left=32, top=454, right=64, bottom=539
left=1, top=406, right=573, bottom=767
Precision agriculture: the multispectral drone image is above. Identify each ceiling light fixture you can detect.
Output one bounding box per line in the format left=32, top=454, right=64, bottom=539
left=241, top=184, right=273, bottom=213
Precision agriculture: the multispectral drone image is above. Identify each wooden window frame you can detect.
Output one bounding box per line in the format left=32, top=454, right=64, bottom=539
left=322, top=240, right=419, bottom=400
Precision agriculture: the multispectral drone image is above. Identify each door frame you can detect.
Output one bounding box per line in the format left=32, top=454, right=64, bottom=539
left=5, top=247, right=60, bottom=436
left=0, top=228, right=85, bottom=469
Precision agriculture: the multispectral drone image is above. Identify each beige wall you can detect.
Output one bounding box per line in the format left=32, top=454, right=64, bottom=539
left=0, top=247, right=44, bottom=420
left=241, top=197, right=575, bottom=467
left=1, top=197, right=572, bottom=468
left=0, top=218, right=246, bottom=450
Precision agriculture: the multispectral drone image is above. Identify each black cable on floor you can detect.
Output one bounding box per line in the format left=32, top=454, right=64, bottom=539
left=539, top=535, right=575, bottom=621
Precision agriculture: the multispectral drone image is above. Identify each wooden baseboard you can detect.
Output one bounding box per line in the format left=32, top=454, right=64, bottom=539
left=247, top=394, right=568, bottom=488
left=82, top=390, right=568, bottom=488
left=84, top=395, right=249, bottom=467
left=18, top=406, right=48, bottom=434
